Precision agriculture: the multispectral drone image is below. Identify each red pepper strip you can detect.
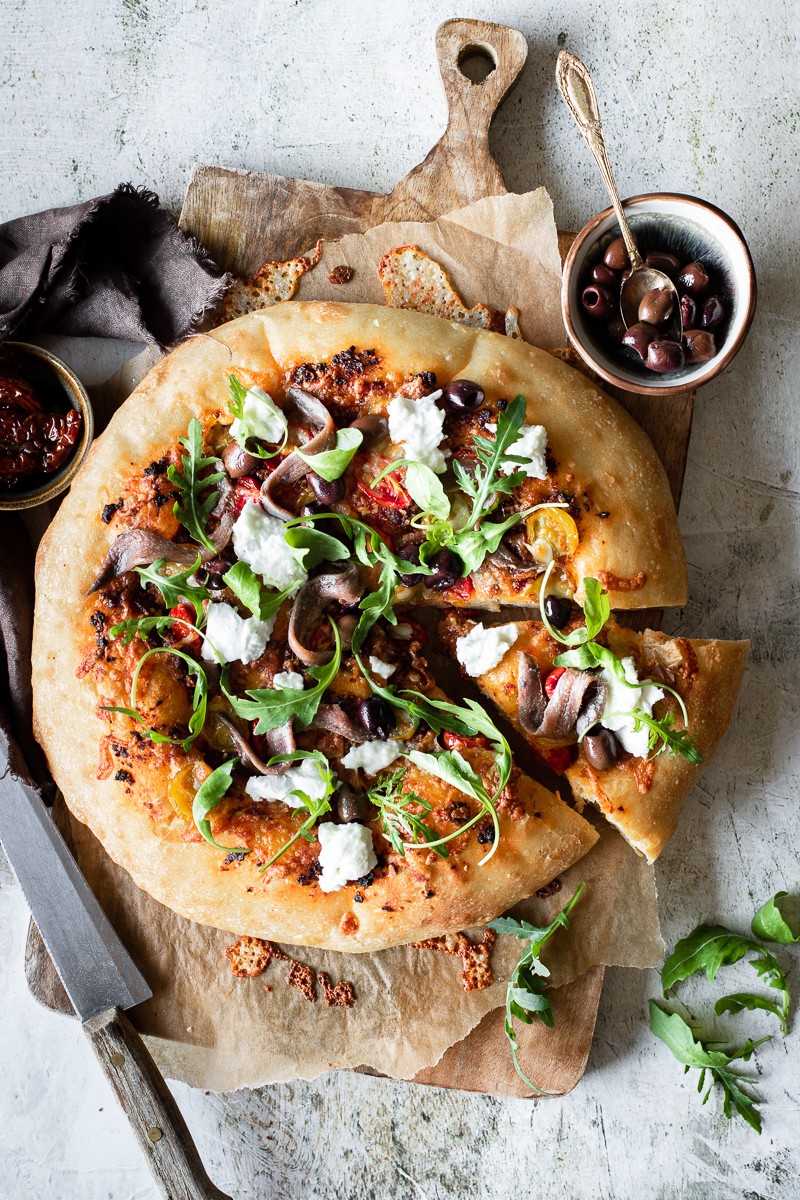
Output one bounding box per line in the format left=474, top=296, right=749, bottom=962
left=445, top=576, right=474, bottom=603
left=534, top=744, right=575, bottom=774
left=442, top=730, right=490, bottom=751
left=544, top=666, right=566, bottom=698
left=165, top=603, right=202, bottom=655
left=356, top=472, right=411, bottom=510
left=232, top=476, right=262, bottom=516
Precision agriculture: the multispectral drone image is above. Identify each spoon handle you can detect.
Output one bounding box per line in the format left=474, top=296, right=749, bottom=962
left=556, top=50, right=644, bottom=271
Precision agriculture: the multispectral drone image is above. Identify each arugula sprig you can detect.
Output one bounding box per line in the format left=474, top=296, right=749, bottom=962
left=136, top=555, right=210, bottom=625
left=297, top=427, right=363, bottom=481
left=662, top=924, right=790, bottom=1036
left=371, top=459, right=451, bottom=521
left=101, top=644, right=210, bottom=752
left=538, top=561, right=701, bottom=764
left=167, top=418, right=225, bottom=552
left=259, top=750, right=337, bottom=871
left=404, top=748, right=501, bottom=865
left=222, top=619, right=341, bottom=733
left=454, top=394, right=529, bottom=525
left=221, top=560, right=294, bottom=621
left=489, top=883, right=586, bottom=1092
left=192, top=759, right=247, bottom=852
left=367, top=767, right=447, bottom=859
left=752, top=892, right=800, bottom=945
left=649, top=1004, right=768, bottom=1133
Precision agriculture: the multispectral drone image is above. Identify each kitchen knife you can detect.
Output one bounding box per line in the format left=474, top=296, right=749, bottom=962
left=0, top=726, right=231, bottom=1200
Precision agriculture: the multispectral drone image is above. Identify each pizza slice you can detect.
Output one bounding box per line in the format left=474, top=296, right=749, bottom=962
left=440, top=584, right=749, bottom=863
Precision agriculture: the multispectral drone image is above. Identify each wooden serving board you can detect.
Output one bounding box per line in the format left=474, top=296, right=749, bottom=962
left=26, top=18, right=694, bottom=1099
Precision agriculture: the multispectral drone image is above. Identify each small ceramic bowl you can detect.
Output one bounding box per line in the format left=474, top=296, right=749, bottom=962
left=561, top=193, right=757, bottom=397
left=0, top=341, right=94, bottom=512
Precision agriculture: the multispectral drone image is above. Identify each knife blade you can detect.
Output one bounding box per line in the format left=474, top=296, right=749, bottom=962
left=0, top=728, right=231, bottom=1199
left=0, top=728, right=151, bottom=1019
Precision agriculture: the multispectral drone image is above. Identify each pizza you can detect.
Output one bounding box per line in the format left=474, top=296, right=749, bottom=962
left=32, top=301, right=720, bottom=953
left=441, top=609, right=749, bottom=863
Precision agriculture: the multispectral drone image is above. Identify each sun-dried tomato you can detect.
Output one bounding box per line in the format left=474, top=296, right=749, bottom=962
left=444, top=575, right=474, bottom=603
left=442, top=730, right=490, bottom=751
left=0, top=407, right=82, bottom=489
left=534, top=744, right=575, bottom=774
left=232, top=476, right=262, bottom=515
left=165, top=603, right=202, bottom=654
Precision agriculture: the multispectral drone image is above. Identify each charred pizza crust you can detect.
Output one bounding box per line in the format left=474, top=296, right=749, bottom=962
left=441, top=611, right=749, bottom=863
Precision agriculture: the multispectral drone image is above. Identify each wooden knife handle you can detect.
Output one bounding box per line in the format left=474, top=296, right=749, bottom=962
left=84, top=1006, right=231, bottom=1200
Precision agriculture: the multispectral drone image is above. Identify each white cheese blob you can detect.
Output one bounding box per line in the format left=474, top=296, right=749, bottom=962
left=599, top=655, right=665, bottom=759
left=272, top=670, right=305, bottom=691
left=231, top=386, right=287, bottom=447
left=500, top=422, right=548, bottom=479
left=232, top=501, right=308, bottom=592
left=456, top=622, right=519, bottom=677
left=201, top=602, right=273, bottom=665
left=368, top=655, right=396, bottom=680
left=317, top=821, right=378, bottom=893
left=244, top=757, right=330, bottom=804
left=391, top=623, right=414, bottom=640
left=341, top=739, right=403, bottom=773
left=387, top=391, right=447, bottom=474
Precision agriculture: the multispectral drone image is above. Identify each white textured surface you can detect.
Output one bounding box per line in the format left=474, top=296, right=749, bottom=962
left=2, top=1, right=799, bottom=1197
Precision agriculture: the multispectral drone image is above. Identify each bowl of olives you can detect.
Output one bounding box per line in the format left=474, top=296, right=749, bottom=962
left=561, top=194, right=756, bottom=396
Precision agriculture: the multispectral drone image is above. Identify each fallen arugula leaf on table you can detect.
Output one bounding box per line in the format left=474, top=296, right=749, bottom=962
left=752, top=892, right=800, bottom=945
left=648, top=1003, right=768, bottom=1134
left=662, top=923, right=789, bottom=1035
left=488, top=882, right=586, bottom=1092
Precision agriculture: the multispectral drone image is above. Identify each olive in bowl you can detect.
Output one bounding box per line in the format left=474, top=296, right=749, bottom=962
left=0, top=342, right=93, bottom=512
left=561, top=194, right=756, bottom=397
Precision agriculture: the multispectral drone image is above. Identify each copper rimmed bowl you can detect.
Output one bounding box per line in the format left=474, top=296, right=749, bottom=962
left=562, top=193, right=757, bottom=397
left=0, top=342, right=94, bottom=512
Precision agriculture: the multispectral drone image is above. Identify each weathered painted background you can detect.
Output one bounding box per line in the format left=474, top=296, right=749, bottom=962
left=1, top=1, right=798, bottom=1197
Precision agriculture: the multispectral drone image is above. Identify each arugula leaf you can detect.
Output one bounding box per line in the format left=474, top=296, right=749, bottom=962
left=297, top=427, right=363, bottom=481
left=223, top=620, right=341, bottom=733
left=628, top=709, right=703, bottom=765
left=488, top=883, right=586, bottom=1092
left=167, top=419, right=226, bottom=551
left=227, top=376, right=288, bottom=459
left=404, top=748, right=500, bottom=864
left=648, top=1002, right=768, bottom=1133
left=259, top=750, right=337, bottom=870
left=283, top=525, right=351, bottom=571
left=192, top=759, right=247, bottom=852
left=101, top=645, right=209, bottom=752
left=109, top=613, right=198, bottom=646
left=662, top=923, right=789, bottom=1035
left=372, top=459, right=451, bottom=521
left=367, top=767, right=447, bottom=859
left=221, top=560, right=293, bottom=621
left=136, top=555, right=209, bottom=625
left=752, top=892, right=800, bottom=944
left=456, top=395, right=529, bottom=526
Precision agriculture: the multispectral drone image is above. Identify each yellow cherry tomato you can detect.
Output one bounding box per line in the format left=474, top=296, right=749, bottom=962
left=167, top=760, right=211, bottom=821
left=525, top=508, right=579, bottom=564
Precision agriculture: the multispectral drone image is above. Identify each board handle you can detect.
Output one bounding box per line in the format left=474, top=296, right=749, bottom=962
left=387, top=19, right=528, bottom=218
left=84, top=1006, right=231, bottom=1200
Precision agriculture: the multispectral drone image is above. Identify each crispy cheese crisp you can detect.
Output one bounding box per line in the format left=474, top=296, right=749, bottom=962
left=378, top=245, right=519, bottom=336
left=223, top=239, right=323, bottom=320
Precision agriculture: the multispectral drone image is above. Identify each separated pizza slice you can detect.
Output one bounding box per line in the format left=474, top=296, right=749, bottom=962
left=440, top=604, right=749, bottom=863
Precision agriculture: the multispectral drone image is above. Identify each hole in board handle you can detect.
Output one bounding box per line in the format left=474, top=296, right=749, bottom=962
left=457, top=45, right=496, bottom=84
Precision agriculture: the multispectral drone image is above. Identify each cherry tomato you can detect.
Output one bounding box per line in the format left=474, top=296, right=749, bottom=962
left=544, top=666, right=566, bottom=697
left=445, top=575, right=474, bottom=603
left=442, top=730, right=490, bottom=751
left=356, top=470, right=411, bottom=509
left=534, top=744, right=575, bottom=774
left=167, top=603, right=202, bottom=654
left=232, top=476, right=262, bottom=516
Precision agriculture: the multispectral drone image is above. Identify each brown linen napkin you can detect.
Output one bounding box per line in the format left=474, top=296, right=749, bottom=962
left=0, top=514, right=52, bottom=797
left=0, top=184, right=229, bottom=348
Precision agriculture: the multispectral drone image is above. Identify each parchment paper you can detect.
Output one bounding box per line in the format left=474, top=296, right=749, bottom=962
left=73, top=188, right=664, bottom=1089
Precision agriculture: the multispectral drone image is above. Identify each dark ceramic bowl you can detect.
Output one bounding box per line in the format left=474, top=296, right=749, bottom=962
left=0, top=342, right=94, bottom=512
left=562, top=193, right=756, bottom=397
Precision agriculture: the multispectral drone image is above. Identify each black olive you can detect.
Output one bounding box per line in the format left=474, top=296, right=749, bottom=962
left=701, top=296, right=725, bottom=330
left=442, top=379, right=485, bottom=410
left=621, top=321, right=657, bottom=361
left=590, top=263, right=619, bottom=289
left=424, top=548, right=462, bottom=592
left=397, top=540, right=425, bottom=587
left=646, top=339, right=685, bottom=373
left=307, top=471, right=344, bottom=505
left=683, top=329, right=717, bottom=363
left=581, top=284, right=615, bottom=319
left=603, top=236, right=629, bottom=271
left=583, top=727, right=620, bottom=771
left=543, top=595, right=572, bottom=630
left=680, top=293, right=697, bottom=330
left=358, top=696, right=396, bottom=740
left=336, top=786, right=370, bottom=823
left=645, top=251, right=681, bottom=280
left=638, top=286, right=674, bottom=326
left=301, top=500, right=330, bottom=518
left=677, top=261, right=710, bottom=296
